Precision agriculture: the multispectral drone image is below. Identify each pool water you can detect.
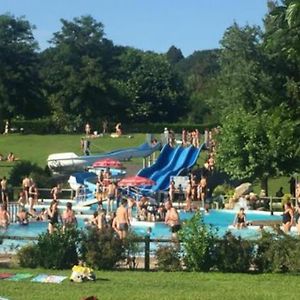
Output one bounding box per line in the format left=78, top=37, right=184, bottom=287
left=0, top=210, right=281, bottom=254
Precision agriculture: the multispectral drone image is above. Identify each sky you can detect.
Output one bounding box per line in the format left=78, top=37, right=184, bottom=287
left=0, top=0, right=269, bottom=56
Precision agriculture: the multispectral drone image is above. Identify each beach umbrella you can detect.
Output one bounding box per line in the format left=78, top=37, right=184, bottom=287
left=118, top=175, right=155, bottom=187
left=92, top=158, right=123, bottom=169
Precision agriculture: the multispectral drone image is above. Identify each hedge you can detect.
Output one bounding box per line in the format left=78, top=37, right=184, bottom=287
left=10, top=118, right=218, bottom=134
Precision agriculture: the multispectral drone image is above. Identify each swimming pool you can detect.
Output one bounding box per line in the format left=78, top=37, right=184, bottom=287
left=0, top=210, right=281, bottom=254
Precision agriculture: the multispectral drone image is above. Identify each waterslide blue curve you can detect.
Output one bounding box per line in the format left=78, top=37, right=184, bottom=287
left=137, top=144, right=175, bottom=178
left=150, top=146, right=185, bottom=181
left=149, top=145, right=202, bottom=192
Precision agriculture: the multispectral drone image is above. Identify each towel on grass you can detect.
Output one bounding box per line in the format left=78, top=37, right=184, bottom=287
left=6, top=273, right=33, bottom=281
left=0, top=273, right=14, bottom=280
left=31, top=274, right=67, bottom=283
left=31, top=274, right=48, bottom=283
left=45, top=275, right=67, bottom=283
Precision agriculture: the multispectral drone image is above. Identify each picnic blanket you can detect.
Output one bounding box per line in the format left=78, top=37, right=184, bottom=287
left=31, top=274, right=67, bottom=283
left=0, top=273, right=14, bottom=280
left=6, top=273, right=33, bottom=281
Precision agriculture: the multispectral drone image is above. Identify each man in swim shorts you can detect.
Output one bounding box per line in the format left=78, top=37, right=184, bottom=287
left=165, top=200, right=181, bottom=239
left=115, top=198, right=130, bottom=239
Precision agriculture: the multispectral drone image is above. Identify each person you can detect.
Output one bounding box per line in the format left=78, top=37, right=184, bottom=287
left=198, top=176, right=207, bottom=203
left=62, top=202, right=77, bottom=232
left=22, top=175, right=31, bottom=204
left=115, top=122, right=122, bottom=136
left=85, top=123, right=91, bottom=136
left=127, top=196, right=136, bottom=222
left=282, top=202, right=294, bottom=233
left=51, top=184, right=61, bottom=201
left=137, top=195, right=148, bottom=221
left=1, top=176, right=8, bottom=204
left=275, top=187, right=284, bottom=198
left=3, top=121, right=9, bottom=134
left=115, top=198, right=130, bottom=239
left=28, top=183, right=38, bottom=212
left=102, top=120, right=108, bottom=134
left=164, top=200, right=181, bottom=238
left=106, top=182, right=117, bottom=213
left=288, top=177, right=296, bottom=197
left=169, top=179, right=175, bottom=202
left=233, top=208, right=247, bottom=229
left=89, top=211, right=99, bottom=227
left=37, top=208, right=48, bottom=221
left=96, top=209, right=107, bottom=230
left=295, top=206, right=300, bottom=235
left=18, top=191, right=27, bottom=207
left=185, top=180, right=192, bottom=212
left=7, top=152, right=15, bottom=162
left=0, top=204, right=10, bottom=228
left=17, top=208, right=29, bottom=225
left=47, top=200, right=60, bottom=234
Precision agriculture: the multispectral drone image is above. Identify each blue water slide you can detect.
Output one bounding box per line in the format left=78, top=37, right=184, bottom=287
left=150, top=146, right=185, bottom=181
left=137, top=144, right=175, bottom=178
left=151, top=146, right=201, bottom=192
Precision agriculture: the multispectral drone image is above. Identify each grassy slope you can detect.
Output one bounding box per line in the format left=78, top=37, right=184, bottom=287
left=0, top=268, right=300, bottom=300
left=0, top=134, right=146, bottom=179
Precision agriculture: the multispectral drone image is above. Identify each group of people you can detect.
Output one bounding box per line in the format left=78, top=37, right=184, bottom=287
left=0, top=152, right=17, bottom=162
left=84, top=121, right=122, bottom=137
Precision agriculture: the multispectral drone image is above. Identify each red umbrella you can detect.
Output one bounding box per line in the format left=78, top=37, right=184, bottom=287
left=92, top=158, right=123, bottom=168
left=118, top=176, right=155, bottom=187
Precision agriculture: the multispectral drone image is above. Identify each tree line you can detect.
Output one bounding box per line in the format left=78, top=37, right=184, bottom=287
left=0, top=0, right=299, bottom=190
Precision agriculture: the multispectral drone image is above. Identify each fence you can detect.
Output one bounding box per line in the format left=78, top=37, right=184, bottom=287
left=2, top=234, right=175, bottom=271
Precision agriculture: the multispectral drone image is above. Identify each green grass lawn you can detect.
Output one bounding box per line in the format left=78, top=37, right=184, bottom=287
left=0, top=267, right=300, bottom=300
left=0, top=133, right=146, bottom=179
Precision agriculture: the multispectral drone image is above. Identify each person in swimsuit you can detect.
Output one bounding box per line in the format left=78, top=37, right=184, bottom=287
left=169, top=179, right=175, bottom=202
left=234, top=208, right=247, bottom=229
left=282, top=202, right=294, bottom=233
left=62, top=202, right=77, bottom=232
left=47, top=200, right=60, bottom=234
left=164, top=200, right=181, bottom=239
left=51, top=184, right=61, bottom=201
left=0, top=204, right=10, bottom=228
left=1, top=177, right=8, bottom=204
left=115, top=198, right=130, bottom=239
left=17, top=208, right=29, bottom=225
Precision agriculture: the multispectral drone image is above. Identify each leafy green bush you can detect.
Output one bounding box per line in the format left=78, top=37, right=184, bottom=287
left=254, top=230, right=300, bottom=273
left=9, top=160, right=51, bottom=187
left=156, top=245, right=182, bottom=271
left=17, top=243, right=39, bottom=268
left=80, top=227, right=125, bottom=270
left=12, top=118, right=56, bottom=134
left=215, top=232, right=254, bottom=273
left=124, top=122, right=219, bottom=134
left=37, top=228, right=80, bottom=269
left=179, top=212, right=217, bottom=271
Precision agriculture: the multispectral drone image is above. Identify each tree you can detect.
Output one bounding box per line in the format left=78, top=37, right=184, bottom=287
left=166, top=45, right=184, bottom=65
left=211, top=23, right=280, bottom=121
left=40, top=15, right=119, bottom=130
left=121, top=51, right=187, bottom=122
left=0, top=14, right=45, bottom=120
left=216, top=106, right=299, bottom=195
